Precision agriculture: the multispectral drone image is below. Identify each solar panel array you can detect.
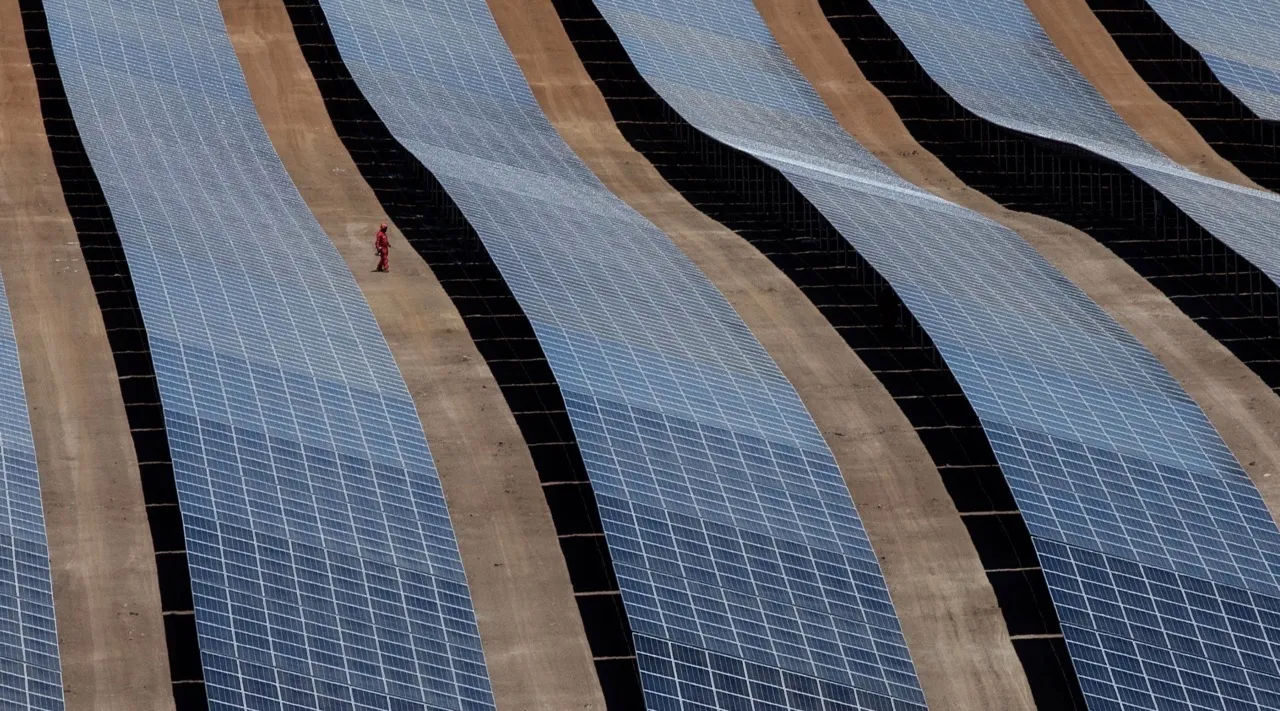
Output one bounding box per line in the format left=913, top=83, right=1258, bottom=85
left=0, top=286, right=64, bottom=710
left=42, top=1, right=496, bottom=709
left=584, top=1, right=1280, bottom=709
left=312, top=1, right=931, bottom=709
left=1141, top=0, right=1280, bottom=120
left=858, top=0, right=1280, bottom=301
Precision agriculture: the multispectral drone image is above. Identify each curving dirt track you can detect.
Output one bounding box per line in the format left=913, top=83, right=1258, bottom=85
left=1020, top=0, right=1260, bottom=189
left=485, top=0, right=1035, bottom=708
left=219, top=0, right=605, bottom=707
left=0, top=2, right=174, bottom=709
left=755, top=0, right=1280, bottom=520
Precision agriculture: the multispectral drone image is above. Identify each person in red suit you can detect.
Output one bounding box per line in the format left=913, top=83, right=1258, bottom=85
left=374, top=222, right=390, bottom=272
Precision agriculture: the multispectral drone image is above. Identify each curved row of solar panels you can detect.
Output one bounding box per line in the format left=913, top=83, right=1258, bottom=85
left=312, top=0, right=937, bottom=709
left=857, top=0, right=1280, bottom=309
left=583, top=0, right=1280, bottom=709
left=42, top=0, right=496, bottom=708
left=0, top=296, right=62, bottom=706
left=1140, top=0, right=1280, bottom=119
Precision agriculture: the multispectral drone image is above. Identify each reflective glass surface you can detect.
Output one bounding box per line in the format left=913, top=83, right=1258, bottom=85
left=587, top=0, right=1280, bottom=709
left=43, top=1, right=493, bottom=709
left=314, top=0, right=929, bottom=708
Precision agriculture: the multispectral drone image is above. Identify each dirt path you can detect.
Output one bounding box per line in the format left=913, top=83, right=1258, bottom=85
left=485, top=0, right=1034, bottom=707
left=1020, top=0, right=1260, bottom=189
left=0, top=3, right=174, bottom=709
left=756, top=0, right=1280, bottom=518
left=219, top=1, right=605, bottom=707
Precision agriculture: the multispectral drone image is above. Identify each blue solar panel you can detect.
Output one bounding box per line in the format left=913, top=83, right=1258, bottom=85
left=312, top=0, right=931, bottom=708
left=41, top=1, right=495, bottom=709
left=581, top=0, right=1280, bottom=708
left=0, top=288, right=64, bottom=711
left=1140, top=0, right=1280, bottom=120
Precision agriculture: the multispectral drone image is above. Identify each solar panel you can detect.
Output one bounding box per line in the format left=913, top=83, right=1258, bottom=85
left=1140, top=0, right=1280, bottom=120
left=311, top=0, right=931, bottom=708
left=41, top=1, right=496, bottom=709
left=0, top=287, right=64, bottom=711
left=580, top=0, right=1280, bottom=708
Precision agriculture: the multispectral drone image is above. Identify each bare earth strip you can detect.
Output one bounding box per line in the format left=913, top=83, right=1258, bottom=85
left=0, top=2, right=175, bottom=710
left=1020, top=0, right=1261, bottom=189
left=755, top=0, right=1280, bottom=518
left=485, top=0, right=1035, bottom=708
left=218, top=1, right=606, bottom=708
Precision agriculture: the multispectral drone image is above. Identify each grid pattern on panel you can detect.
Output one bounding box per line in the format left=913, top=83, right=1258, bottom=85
left=0, top=288, right=64, bottom=711
left=1039, top=541, right=1280, bottom=710
left=311, top=0, right=929, bottom=708
left=40, top=0, right=494, bottom=709
left=582, top=0, right=1280, bottom=708
left=1140, top=0, right=1280, bottom=119
left=854, top=0, right=1280, bottom=306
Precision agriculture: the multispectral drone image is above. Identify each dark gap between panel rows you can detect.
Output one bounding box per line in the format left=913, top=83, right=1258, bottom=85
left=550, top=0, right=1077, bottom=708
left=280, top=1, right=642, bottom=708
left=18, top=1, right=204, bottom=708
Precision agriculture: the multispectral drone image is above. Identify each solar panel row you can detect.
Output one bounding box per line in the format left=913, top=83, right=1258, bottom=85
left=41, top=0, right=495, bottom=709
left=310, top=0, right=932, bottom=708
left=582, top=0, right=1280, bottom=708
left=0, top=287, right=64, bottom=711
left=1140, top=0, right=1280, bottom=120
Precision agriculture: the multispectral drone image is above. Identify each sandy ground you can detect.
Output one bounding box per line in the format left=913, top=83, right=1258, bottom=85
left=1021, top=0, right=1261, bottom=189
left=756, top=0, right=1280, bottom=518
left=0, top=2, right=175, bottom=709
left=219, top=1, right=606, bottom=708
left=485, top=0, right=1035, bottom=708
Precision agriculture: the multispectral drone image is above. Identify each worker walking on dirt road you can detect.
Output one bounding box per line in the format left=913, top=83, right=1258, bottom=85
left=374, top=222, right=390, bottom=272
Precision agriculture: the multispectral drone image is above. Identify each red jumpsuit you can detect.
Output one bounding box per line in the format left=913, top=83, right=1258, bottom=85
left=374, top=226, right=389, bottom=272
